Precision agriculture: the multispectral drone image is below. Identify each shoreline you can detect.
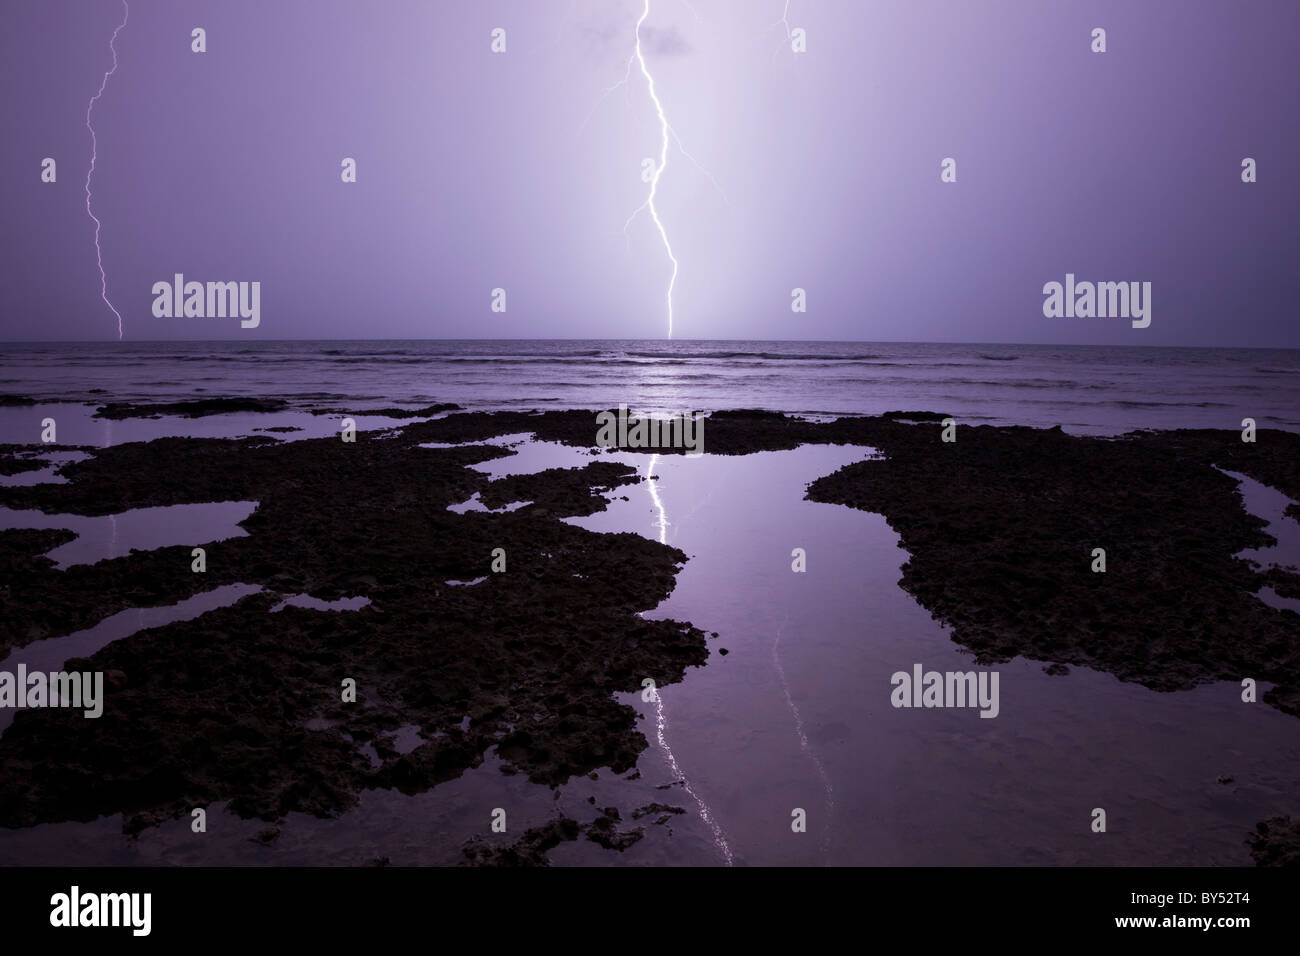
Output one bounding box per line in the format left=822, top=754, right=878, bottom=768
left=0, top=405, right=1297, bottom=864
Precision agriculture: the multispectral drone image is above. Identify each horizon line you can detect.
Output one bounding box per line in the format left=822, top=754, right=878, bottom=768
left=1, top=337, right=1299, bottom=352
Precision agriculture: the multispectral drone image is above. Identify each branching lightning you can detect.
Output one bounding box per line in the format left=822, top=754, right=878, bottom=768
left=767, top=0, right=795, bottom=59
left=86, top=0, right=129, bottom=339
left=628, top=0, right=679, bottom=339
left=582, top=1, right=731, bottom=339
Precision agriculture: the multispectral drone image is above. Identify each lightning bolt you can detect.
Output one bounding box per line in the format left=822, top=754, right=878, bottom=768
left=627, top=0, right=679, bottom=340
left=768, top=0, right=795, bottom=58
left=85, top=0, right=129, bottom=340
left=772, top=610, right=835, bottom=859
left=647, top=452, right=669, bottom=544
left=583, top=1, right=730, bottom=338
left=644, top=453, right=734, bottom=865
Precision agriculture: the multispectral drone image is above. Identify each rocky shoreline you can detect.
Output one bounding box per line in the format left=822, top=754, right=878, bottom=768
left=0, top=406, right=1297, bottom=864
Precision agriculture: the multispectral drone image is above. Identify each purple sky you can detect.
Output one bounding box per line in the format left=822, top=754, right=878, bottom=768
left=1, top=0, right=1297, bottom=345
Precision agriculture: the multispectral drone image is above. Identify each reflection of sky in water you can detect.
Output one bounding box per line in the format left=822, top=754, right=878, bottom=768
left=0, top=584, right=262, bottom=735
left=644, top=452, right=732, bottom=864
left=1222, top=469, right=1300, bottom=611
left=2, top=437, right=1298, bottom=865
left=0, top=404, right=417, bottom=448
left=571, top=444, right=1300, bottom=865
left=0, top=501, right=258, bottom=568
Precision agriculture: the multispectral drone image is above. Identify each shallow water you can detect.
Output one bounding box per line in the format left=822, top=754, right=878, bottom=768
left=0, top=403, right=413, bottom=449
left=562, top=445, right=1300, bottom=865
left=0, top=500, right=258, bottom=567
left=1, top=435, right=1297, bottom=866
left=270, top=594, right=371, bottom=613
left=1223, top=470, right=1300, bottom=614
left=0, top=450, right=89, bottom=487
left=0, top=584, right=262, bottom=736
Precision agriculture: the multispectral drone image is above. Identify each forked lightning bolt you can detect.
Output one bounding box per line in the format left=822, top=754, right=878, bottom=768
left=86, top=0, right=129, bottom=339
left=627, top=0, right=679, bottom=340
left=583, top=1, right=730, bottom=338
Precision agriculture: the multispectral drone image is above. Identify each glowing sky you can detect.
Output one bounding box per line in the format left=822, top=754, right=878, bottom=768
left=2, top=0, right=1297, bottom=345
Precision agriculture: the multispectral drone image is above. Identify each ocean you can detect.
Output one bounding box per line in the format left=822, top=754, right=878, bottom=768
left=2, top=340, right=1299, bottom=437
left=2, top=338, right=1299, bottom=866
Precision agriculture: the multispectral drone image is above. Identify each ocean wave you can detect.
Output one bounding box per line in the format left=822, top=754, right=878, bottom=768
left=823, top=376, right=1083, bottom=390
left=1110, top=400, right=1232, bottom=408
left=321, top=348, right=417, bottom=356
left=322, top=348, right=608, bottom=359
left=439, top=356, right=693, bottom=366
left=625, top=350, right=881, bottom=361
